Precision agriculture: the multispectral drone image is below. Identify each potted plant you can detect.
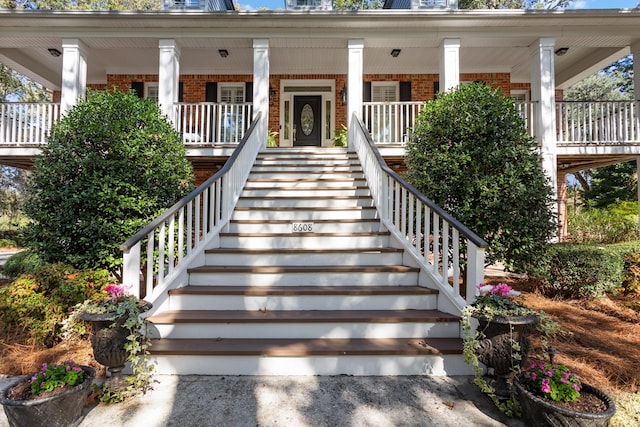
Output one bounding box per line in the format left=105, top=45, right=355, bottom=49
left=333, top=125, right=347, bottom=147
left=69, top=283, right=154, bottom=403
left=514, top=361, right=616, bottom=427
left=0, top=359, right=95, bottom=427
left=462, top=283, right=541, bottom=410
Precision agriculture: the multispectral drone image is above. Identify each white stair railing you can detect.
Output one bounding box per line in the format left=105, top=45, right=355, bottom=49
left=121, top=113, right=264, bottom=300
left=0, top=102, right=60, bottom=145
left=175, top=102, right=253, bottom=145
left=351, top=114, right=487, bottom=313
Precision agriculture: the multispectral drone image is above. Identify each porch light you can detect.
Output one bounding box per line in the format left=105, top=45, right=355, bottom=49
left=390, top=49, right=401, bottom=58
left=554, top=47, right=569, bottom=56
left=269, top=86, right=276, bottom=106
left=340, top=86, right=347, bottom=106
left=48, top=48, right=62, bottom=57
left=218, top=49, right=229, bottom=58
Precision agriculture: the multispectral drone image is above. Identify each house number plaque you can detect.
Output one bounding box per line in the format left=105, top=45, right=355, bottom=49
left=292, top=222, right=314, bottom=233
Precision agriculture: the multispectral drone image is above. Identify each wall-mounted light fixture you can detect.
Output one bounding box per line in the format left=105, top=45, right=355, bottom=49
left=48, top=48, right=62, bottom=57
left=340, top=86, right=347, bottom=106
left=218, top=49, right=229, bottom=58
left=390, top=49, right=401, bottom=58
left=554, top=47, right=569, bottom=57
left=269, top=86, right=276, bottom=106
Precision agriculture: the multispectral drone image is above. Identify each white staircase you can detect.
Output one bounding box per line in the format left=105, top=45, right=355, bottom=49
left=147, top=148, right=470, bottom=376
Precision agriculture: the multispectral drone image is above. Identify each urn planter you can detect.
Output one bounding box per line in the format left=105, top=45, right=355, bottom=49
left=0, top=366, right=95, bottom=427
left=472, top=313, right=539, bottom=398
left=79, top=302, right=151, bottom=383
left=514, top=373, right=616, bottom=427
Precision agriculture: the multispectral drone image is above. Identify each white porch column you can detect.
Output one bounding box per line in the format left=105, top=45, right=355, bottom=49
left=347, top=39, right=364, bottom=128
left=61, top=39, right=88, bottom=115
left=253, top=39, right=270, bottom=145
left=158, top=39, right=181, bottom=124
left=531, top=38, right=558, bottom=226
left=439, top=39, right=460, bottom=93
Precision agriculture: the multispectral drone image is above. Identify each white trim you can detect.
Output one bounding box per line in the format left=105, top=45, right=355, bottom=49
left=278, top=79, right=336, bottom=148
left=218, top=82, right=245, bottom=103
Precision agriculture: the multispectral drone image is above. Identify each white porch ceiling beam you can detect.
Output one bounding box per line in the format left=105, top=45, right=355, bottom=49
left=0, top=48, right=60, bottom=90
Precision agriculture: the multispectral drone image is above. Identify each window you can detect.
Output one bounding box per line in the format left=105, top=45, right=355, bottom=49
left=219, top=84, right=244, bottom=104
left=371, top=83, right=399, bottom=143
left=219, top=84, right=246, bottom=143
left=372, top=84, right=398, bottom=103
left=145, top=83, right=159, bottom=103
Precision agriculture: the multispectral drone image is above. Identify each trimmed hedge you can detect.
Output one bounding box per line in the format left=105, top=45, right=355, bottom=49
left=540, top=241, right=640, bottom=299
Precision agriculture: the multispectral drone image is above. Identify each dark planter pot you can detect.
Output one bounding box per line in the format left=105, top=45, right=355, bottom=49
left=79, top=302, right=151, bottom=380
left=0, top=366, right=95, bottom=427
left=514, top=373, right=616, bottom=427
left=472, top=313, right=539, bottom=398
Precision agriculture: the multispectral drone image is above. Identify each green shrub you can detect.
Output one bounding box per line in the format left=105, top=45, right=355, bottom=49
left=568, top=206, right=639, bottom=244
left=0, top=264, right=110, bottom=346
left=0, top=238, right=17, bottom=248
left=404, top=83, right=556, bottom=272
left=22, top=89, right=193, bottom=277
left=1, top=250, right=44, bottom=278
left=540, top=241, right=640, bottom=299
left=0, top=230, right=24, bottom=247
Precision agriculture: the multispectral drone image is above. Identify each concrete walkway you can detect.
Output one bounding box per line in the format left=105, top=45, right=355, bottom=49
left=1, top=375, right=526, bottom=427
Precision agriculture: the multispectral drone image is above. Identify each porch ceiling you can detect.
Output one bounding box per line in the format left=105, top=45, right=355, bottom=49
left=0, top=10, right=638, bottom=91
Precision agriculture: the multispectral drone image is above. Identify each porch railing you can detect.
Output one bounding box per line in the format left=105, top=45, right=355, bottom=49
left=120, top=113, right=263, bottom=301
left=351, top=114, right=487, bottom=313
left=0, top=102, right=60, bottom=145
left=362, top=102, right=424, bottom=145
left=556, top=101, right=640, bottom=144
left=175, top=102, right=253, bottom=145
left=514, top=100, right=537, bottom=138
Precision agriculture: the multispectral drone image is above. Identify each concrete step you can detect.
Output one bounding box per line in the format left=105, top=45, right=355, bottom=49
left=218, top=231, right=390, bottom=249
left=148, top=309, right=460, bottom=339
left=149, top=337, right=471, bottom=375
left=226, top=218, right=381, bottom=233
left=167, top=285, right=439, bottom=311
left=231, top=206, right=379, bottom=221
left=236, top=196, right=374, bottom=208
left=187, top=265, right=418, bottom=286
left=204, top=247, right=402, bottom=266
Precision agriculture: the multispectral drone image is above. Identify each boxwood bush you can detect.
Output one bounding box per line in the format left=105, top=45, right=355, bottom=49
left=540, top=241, right=640, bottom=299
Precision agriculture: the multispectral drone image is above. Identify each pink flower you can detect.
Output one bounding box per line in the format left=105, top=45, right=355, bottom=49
left=572, top=384, right=580, bottom=392
left=531, top=372, right=537, bottom=380
left=541, top=378, right=551, bottom=394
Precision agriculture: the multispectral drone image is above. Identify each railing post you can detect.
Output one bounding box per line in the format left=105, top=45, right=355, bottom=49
left=465, top=241, right=484, bottom=305
left=122, top=242, right=141, bottom=299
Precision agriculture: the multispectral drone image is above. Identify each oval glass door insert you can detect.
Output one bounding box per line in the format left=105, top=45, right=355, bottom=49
left=301, top=104, right=314, bottom=136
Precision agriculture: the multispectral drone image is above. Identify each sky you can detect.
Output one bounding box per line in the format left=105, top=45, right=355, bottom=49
left=239, top=0, right=639, bottom=12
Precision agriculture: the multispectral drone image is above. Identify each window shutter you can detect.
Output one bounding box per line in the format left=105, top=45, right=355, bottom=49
left=178, top=82, right=184, bottom=102
left=434, top=81, right=440, bottom=95
left=400, top=82, right=411, bottom=101
left=363, top=82, right=372, bottom=102
left=131, top=82, right=144, bottom=98
left=205, top=82, right=217, bottom=102
left=245, top=82, right=253, bottom=102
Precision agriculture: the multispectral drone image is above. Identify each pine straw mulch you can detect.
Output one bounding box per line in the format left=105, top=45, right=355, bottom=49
left=1, top=277, right=639, bottom=396
left=499, top=276, right=640, bottom=395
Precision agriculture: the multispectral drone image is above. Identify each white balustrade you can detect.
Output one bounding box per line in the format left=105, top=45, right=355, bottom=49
left=121, top=113, right=264, bottom=300
left=175, top=102, right=253, bottom=145
left=0, top=103, right=60, bottom=145
left=350, top=114, right=487, bottom=311
left=557, top=101, right=640, bottom=144
left=362, top=102, right=424, bottom=144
